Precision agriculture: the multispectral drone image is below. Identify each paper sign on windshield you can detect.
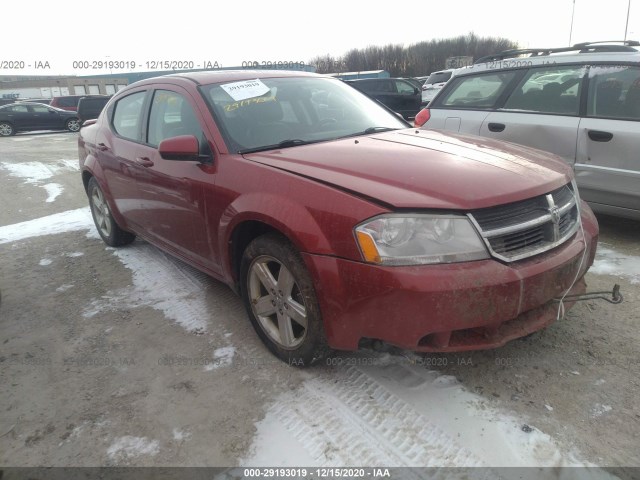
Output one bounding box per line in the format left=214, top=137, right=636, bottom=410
left=220, top=79, right=270, bottom=101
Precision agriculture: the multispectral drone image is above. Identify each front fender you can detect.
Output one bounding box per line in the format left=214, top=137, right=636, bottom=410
left=218, top=192, right=334, bottom=280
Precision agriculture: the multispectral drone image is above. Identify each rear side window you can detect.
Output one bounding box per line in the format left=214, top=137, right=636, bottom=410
left=112, top=91, right=146, bottom=141
left=587, top=65, right=640, bottom=120
left=503, top=66, right=585, bottom=115
left=426, top=71, right=452, bottom=84
left=437, top=72, right=518, bottom=109
left=8, top=105, right=28, bottom=113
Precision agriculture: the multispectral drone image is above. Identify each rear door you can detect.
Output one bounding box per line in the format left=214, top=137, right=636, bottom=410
left=576, top=64, right=640, bottom=215
left=3, top=104, right=32, bottom=129
left=97, top=89, right=149, bottom=229
left=480, top=65, right=586, bottom=165
left=426, top=70, right=522, bottom=134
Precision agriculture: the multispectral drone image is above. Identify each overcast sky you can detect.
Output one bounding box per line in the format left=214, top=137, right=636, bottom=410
left=3, top=0, right=638, bottom=76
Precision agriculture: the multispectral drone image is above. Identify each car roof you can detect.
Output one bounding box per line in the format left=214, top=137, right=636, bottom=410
left=455, top=50, right=640, bottom=77
left=128, top=69, right=322, bottom=88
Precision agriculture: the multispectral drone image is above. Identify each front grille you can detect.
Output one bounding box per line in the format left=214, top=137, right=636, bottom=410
left=469, top=183, right=580, bottom=262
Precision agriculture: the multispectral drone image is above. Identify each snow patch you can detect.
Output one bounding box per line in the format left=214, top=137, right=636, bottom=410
left=39, top=258, right=52, bottom=266
left=82, top=244, right=209, bottom=332
left=591, top=404, right=612, bottom=417
left=0, top=208, right=94, bottom=244
left=590, top=245, right=640, bottom=284
left=1, top=160, right=77, bottom=203
left=172, top=428, right=191, bottom=441
left=43, top=183, right=63, bottom=202
left=204, top=346, right=236, bottom=371
left=56, top=284, right=74, bottom=292
left=244, top=357, right=604, bottom=468
left=106, top=436, right=159, bottom=460
left=65, top=251, right=84, bottom=257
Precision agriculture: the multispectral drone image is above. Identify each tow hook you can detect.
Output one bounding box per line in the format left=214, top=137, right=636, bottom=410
left=554, top=284, right=623, bottom=304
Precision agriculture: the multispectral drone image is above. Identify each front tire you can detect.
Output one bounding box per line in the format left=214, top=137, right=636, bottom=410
left=0, top=122, right=14, bottom=136
left=87, top=177, right=135, bottom=247
left=66, top=118, right=80, bottom=132
left=240, top=234, right=329, bottom=366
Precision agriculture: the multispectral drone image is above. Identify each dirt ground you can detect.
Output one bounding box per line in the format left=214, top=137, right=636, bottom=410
left=0, top=132, right=638, bottom=472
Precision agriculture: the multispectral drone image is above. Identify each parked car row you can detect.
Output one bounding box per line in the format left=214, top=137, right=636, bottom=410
left=415, top=40, right=640, bottom=220
left=0, top=95, right=111, bottom=136
left=345, top=78, right=422, bottom=119
left=340, top=70, right=455, bottom=119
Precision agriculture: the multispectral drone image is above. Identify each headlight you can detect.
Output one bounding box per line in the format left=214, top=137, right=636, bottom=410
left=354, top=214, right=489, bottom=266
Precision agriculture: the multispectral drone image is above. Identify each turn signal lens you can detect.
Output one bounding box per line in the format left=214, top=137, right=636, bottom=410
left=355, top=230, right=381, bottom=264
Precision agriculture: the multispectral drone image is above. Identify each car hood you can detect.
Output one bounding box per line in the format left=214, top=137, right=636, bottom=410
left=243, top=129, right=574, bottom=210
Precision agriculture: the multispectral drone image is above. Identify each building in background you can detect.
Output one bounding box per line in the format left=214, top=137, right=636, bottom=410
left=0, top=74, right=129, bottom=101
left=1, top=64, right=317, bottom=101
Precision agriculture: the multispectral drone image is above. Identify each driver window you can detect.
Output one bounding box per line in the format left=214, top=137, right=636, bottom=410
left=147, top=90, right=204, bottom=148
left=395, top=80, right=415, bottom=94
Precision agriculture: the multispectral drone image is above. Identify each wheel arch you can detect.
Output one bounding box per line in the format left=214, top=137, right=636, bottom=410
left=221, top=193, right=334, bottom=287
left=81, top=159, right=130, bottom=231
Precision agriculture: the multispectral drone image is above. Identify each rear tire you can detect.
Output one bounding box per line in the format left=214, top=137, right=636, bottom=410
left=0, top=122, right=14, bottom=136
left=66, top=118, right=80, bottom=132
left=87, top=177, right=135, bottom=247
left=240, top=233, right=329, bottom=366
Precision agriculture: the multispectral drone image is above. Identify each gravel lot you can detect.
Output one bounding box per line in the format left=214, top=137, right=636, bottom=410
left=0, top=132, right=638, bottom=474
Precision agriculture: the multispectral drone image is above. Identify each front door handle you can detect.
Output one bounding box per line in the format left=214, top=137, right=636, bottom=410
left=97, top=143, right=109, bottom=151
left=587, top=130, right=613, bottom=142
left=488, top=122, right=506, bottom=132
left=135, top=157, right=154, bottom=167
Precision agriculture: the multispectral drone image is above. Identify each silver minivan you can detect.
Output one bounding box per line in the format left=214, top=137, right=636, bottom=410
left=417, top=41, right=640, bottom=220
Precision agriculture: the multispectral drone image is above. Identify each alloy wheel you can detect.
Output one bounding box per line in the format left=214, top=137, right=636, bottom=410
left=248, top=255, right=308, bottom=349
left=91, top=187, right=111, bottom=238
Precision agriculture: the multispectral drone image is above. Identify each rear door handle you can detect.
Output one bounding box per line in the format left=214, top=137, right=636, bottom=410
left=587, top=130, right=613, bottom=142
left=135, top=157, right=154, bottom=167
left=488, top=122, right=505, bottom=132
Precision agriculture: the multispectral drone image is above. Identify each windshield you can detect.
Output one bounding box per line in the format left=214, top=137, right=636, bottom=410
left=200, top=76, right=407, bottom=153
left=426, top=71, right=453, bottom=84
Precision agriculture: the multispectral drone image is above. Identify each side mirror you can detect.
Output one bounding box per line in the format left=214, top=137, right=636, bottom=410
left=158, top=135, right=200, bottom=161
left=413, top=88, right=420, bottom=95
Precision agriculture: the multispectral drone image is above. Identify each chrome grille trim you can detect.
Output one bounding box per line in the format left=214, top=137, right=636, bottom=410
left=468, top=183, right=581, bottom=262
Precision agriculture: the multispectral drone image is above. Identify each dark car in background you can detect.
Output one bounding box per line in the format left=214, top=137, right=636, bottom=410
left=346, top=78, right=422, bottom=119
left=18, top=98, right=52, bottom=105
left=77, top=95, right=111, bottom=123
left=0, top=103, right=80, bottom=136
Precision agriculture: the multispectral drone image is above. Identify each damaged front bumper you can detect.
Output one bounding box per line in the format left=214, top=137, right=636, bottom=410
left=302, top=202, right=600, bottom=352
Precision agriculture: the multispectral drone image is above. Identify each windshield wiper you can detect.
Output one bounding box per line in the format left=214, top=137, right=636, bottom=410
left=336, top=126, right=400, bottom=140
left=239, top=139, right=320, bottom=154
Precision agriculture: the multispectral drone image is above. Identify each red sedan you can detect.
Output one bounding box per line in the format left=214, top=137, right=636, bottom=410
left=78, top=70, right=598, bottom=365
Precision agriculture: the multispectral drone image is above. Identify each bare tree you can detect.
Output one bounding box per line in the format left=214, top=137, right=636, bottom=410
left=309, top=33, right=518, bottom=76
